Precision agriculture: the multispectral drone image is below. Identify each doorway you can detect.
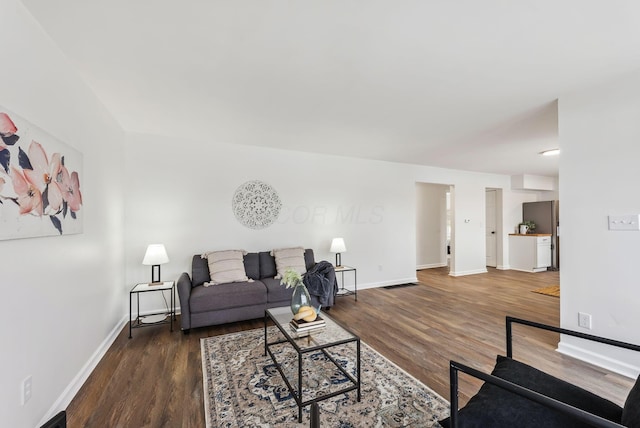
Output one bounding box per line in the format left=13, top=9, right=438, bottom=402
left=416, top=183, right=453, bottom=271
left=486, top=189, right=497, bottom=267
left=485, top=188, right=505, bottom=269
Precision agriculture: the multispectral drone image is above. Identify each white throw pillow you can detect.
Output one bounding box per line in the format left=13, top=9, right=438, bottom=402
left=271, top=247, right=306, bottom=279
left=202, top=250, right=251, bottom=286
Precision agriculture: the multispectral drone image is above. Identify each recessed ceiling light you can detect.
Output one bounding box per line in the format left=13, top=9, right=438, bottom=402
left=540, top=149, right=560, bottom=156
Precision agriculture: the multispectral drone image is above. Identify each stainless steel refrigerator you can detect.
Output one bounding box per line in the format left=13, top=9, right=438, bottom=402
left=523, top=200, right=559, bottom=270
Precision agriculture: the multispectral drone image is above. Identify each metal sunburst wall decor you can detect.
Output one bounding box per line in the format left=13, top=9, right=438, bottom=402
left=232, top=180, right=282, bottom=229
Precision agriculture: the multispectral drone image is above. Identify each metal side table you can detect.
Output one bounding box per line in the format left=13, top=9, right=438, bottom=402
left=335, top=265, right=357, bottom=301
left=129, top=281, right=175, bottom=338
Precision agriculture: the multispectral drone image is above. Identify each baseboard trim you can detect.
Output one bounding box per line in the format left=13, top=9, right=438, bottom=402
left=37, top=314, right=128, bottom=427
left=496, top=264, right=510, bottom=270
left=448, top=268, right=488, bottom=277
left=416, top=263, right=448, bottom=270
left=358, top=277, right=419, bottom=290
left=557, top=341, right=639, bottom=380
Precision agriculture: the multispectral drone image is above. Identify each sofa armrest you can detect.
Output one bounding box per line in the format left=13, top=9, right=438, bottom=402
left=177, top=272, right=193, bottom=330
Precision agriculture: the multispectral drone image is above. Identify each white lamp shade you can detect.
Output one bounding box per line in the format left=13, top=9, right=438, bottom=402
left=330, top=238, right=347, bottom=253
left=142, top=244, right=169, bottom=265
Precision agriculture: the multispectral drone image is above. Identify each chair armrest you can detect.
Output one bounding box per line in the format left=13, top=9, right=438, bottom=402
left=447, top=360, right=625, bottom=428
left=177, top=272, right=193, bottom=330
left=505, top=316, right=640, bottom=358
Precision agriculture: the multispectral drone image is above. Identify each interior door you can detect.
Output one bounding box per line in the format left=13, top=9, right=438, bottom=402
left=485, top=190, right=497, bottom=267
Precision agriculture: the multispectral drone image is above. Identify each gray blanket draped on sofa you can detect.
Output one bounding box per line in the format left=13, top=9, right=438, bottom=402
left=304, top=260, right=338, bottom=308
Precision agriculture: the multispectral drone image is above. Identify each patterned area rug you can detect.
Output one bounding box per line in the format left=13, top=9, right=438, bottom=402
left=532, top=285, right=560, bottom=297
left=201, top=327, right=449, bottom=427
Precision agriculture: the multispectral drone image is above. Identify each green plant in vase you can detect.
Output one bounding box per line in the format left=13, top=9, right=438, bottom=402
left=518, top=220, right=536, bottom=234
left=281, top=268, right=314, bottom=318
left=281, top=269, right=302, bottom=289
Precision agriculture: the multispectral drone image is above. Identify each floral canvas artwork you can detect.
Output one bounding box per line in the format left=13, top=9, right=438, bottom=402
left=0, top=106, right=83, bottom=240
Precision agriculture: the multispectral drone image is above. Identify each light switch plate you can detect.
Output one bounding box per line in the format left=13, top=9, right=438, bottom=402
left=608, top=214, right=640, bottom=231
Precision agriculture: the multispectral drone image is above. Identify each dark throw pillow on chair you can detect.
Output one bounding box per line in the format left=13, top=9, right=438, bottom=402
left=622, top=376, right=640, bottom=428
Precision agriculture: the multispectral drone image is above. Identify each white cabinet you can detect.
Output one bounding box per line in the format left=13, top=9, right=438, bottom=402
left=509, top=234, right=552, bottom=273
left=535, top=236, right=552, bottom=268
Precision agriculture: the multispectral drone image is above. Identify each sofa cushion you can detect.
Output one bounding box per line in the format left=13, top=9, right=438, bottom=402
left=189, top=281, right=267, bottom=313
left=439, top=355, right=623, bottom=428
left=244, top=252, right=260, bottom=280
left=261, top=277, right=294, bottom=303
left=271, top=246, right=306, bottom=278
left=203, top=250, right=250, bottom=285
left=191, top=255, right=210, bottom=287
left=304, top=249, right=315, bottom=271
left=259, top=249, right=314, bottom=279
left=622, top=375, right=640, bottom=427
left=259, top=251, right=277, bottom=279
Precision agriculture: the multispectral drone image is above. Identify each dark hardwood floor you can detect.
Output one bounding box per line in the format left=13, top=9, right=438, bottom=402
left=67, top=267, right=634, bottom=427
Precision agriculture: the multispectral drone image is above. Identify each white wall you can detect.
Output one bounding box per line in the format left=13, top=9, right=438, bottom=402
left=416, top=183, right=449, bottom=269
left=124, top=133, right=419, bottom=304
left=124, top=134, right=533, bottom=315
left=558, top=70, right=640, bottom=377
left=0, top=1, right=125, bottom=426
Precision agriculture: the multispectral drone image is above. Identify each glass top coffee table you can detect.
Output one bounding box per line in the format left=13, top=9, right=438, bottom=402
left=264, top=306, right=361, bottom=423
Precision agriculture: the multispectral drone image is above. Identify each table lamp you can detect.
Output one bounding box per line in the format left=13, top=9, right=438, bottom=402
left=142, top=244, right=169, bottom=285
left=330, top=237, right=347, bottom=267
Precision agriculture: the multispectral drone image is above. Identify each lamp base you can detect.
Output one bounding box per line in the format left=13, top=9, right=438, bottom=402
left=149, top=264, right=163, bottom=285
left=148, top=281, right=164, bottom=286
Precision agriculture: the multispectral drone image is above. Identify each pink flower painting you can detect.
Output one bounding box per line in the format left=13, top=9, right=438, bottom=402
left=0, top=107, right=83, bottom=239
left=56, top=165, right=82, bottom=213
left=24, top=141, right=64, bottom=213
left=0, top=112, right=19, bottom=146
left=11, top=166, right=43, bottom=216
left=0, top=143, right=8, bottom=174
left=0, top=112, right=17, bottom=135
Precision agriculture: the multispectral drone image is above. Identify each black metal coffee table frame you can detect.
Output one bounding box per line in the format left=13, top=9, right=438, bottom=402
left=264, top=307, right=361, bottom=423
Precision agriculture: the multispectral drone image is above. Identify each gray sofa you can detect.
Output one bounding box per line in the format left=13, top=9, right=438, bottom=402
left=177, top=249, right=336, bottom=332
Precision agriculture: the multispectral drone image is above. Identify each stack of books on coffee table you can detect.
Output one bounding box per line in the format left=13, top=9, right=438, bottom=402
left=289, top=315, right=326, bottom=333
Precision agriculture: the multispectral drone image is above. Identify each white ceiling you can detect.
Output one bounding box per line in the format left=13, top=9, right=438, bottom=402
left=20, top=0, right=640, bottom=176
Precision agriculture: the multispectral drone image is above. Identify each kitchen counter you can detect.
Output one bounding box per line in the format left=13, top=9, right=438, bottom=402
left=509, top=234, right=552, bottom=272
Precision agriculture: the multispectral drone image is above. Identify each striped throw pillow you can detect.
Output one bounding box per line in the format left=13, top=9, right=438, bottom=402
left=202, top=250, right=250, bottom=286
left=271, top=247, right=306, bottom=279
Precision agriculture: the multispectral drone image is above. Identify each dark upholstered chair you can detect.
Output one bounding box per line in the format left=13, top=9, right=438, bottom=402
left=40, top=411, right=66, bottom=428
left=440, top=317, right=640, bottom=428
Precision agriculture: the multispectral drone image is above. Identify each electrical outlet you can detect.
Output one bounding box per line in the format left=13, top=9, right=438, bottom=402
left=21, top=376, right=32, bottom=405
left=578, top=312, right=592, bottom=330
